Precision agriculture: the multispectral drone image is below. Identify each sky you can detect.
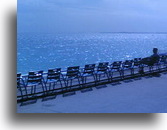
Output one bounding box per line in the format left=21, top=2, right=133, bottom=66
left=18, top=0, right=167, bottom=33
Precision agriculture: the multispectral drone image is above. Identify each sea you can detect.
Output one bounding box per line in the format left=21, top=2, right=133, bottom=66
left=17, top=33, right=167, bottom=74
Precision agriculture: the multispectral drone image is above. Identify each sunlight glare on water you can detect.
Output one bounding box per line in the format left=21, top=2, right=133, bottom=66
left=17, top=33, right=167, bottom=74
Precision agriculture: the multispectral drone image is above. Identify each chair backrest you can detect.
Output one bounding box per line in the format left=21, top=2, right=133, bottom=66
left=48, top=68, right=61, bottom=73
left=97, top=62, right=109, bottom=71
left=133, top=58, right=141, bottom=66
left=17, top=73, right=21, bottom=86
left=37, top=70, right=44, bottom=75
left=83, top=64, right=95, bottom=74
left=160, top=55, right=167, bottom=63
left=17, top=73, right=21, bottom=78
left=111, top=61, right=122, bottom=69
left=67, top=66, right=80, bottom=77
left=123, top=60, right=133, bottom=68
left=27, top=71, right=42, bottom=83
left=134, top=58, right=141, bottom=61
left=47, top=68, right=61, bottom=80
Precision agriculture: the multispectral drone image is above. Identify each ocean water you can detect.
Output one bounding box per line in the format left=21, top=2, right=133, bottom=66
left=17, top=33, right=167, bottom=74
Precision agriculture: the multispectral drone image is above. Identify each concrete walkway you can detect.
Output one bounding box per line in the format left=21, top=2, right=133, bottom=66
left=17, top=72, right=167, bottom=113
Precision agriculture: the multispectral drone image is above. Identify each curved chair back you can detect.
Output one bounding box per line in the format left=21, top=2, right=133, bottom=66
left=47, top=68, right=61, bottom=80
left=83, top=64, right=95, bottom=74
left=111, top=61, right=122, bottom=70
left=123, top=60, right=133, bottom=68
left=67, top=66, right=80, bottom=78
left=97, top=62, right=109, bottom=72
left=133, top=58, right=142, bottom=66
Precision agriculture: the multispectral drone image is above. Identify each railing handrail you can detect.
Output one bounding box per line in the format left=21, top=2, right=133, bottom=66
left=18, top=55, right=167, bottom=78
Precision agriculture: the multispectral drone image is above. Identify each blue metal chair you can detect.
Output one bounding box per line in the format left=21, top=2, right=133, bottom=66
left=122, top=60, right=134, bottom=77
left=45, top=68, right=63, bottom=93
left=133, top=58, right=142, bottom=74
left=137, top=57, right=160, bottom=74
left=64, top=66, right=81, bottom=90
left=25, top=70, right=46, bottom=97
left=110, top=61, right=122, bottom=79
left=81, top=64, right=96, bottom=87
left=133, top=58, right=142, bottom=66
left=17, top=73, right=27, bottom=99
left=159, top=55, right=167, bottom=70
left=95, top=62, right=110, bottom=82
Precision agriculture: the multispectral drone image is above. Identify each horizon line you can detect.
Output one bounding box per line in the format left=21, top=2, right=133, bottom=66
left=17, top=32, right=167, bottom=34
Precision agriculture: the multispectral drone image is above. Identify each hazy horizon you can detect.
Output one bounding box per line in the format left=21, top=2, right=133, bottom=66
left=18, top=0, right=167, bottom=33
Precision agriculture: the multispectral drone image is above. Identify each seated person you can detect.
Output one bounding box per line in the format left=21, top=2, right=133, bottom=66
left=141, top=48, right=160, bottom=66
left=139, top=48, right=160, bottom=73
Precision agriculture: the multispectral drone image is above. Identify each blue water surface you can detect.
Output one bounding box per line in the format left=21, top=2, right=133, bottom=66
left=17, top=33, right=167, bottom=74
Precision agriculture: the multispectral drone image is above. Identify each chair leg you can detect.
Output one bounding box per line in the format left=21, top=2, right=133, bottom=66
left=21, top=80, right=28, bottom=99
left=149, top=66, right=152, bottom=73
left=131, top=68, right=134, bottom=75
left=31, top=86, right=34, bottom=95
left=81, top=77, right=85, bottom=86
left=95, top=74, right=98, bottom=83
left=34, top=85, right=36, bottom=95
left=49, top=83, right=51, bottom=91
left=77, top=77, right=81, bottom=88
left=122, top=70, right=124, bottom=78
left=43, top=83, right=48, bottom=95
left=93, top=75, right=97, bottom=86
left=106, top=73, right=110, bottom=82
left=53, top=82, right=57, bottom=90
left=70, top=79, right=72, bottom=90
left=119, top=71, right=122, bottom=78
left=43, top=81, right=47, bottom=92
left=24, top=86, right=28, bottom=99
left=109, top=71, right=113, bottom=79
left=82, top=77, right=86, bottom=87
left=108, top=71, right=112, bottom=81
left=59, top=80, right=63, bottom=89
left=18, top=87, right=23, bottom=100
left=65, top=80, right=69, bottom=91
left=85, top=77, right=87, bottom=84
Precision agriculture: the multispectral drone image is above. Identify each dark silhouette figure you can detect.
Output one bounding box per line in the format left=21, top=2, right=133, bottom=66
left=139, top=48, right=160, bottom=74
left=142, top=48, right=160, bottom=66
